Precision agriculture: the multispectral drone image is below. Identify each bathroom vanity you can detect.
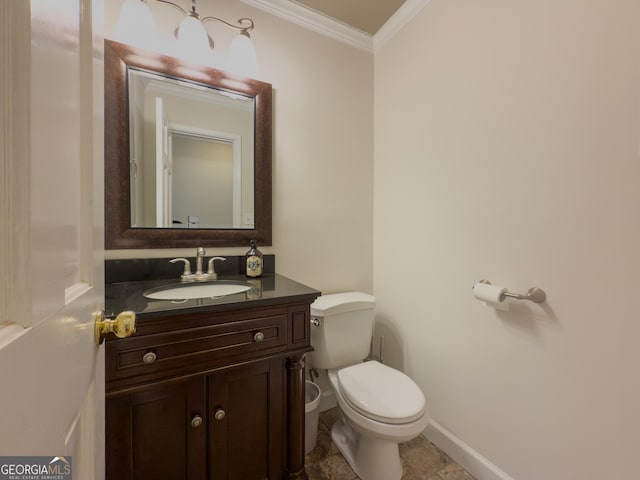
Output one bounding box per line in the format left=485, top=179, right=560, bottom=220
left=104, top=267, right=319, bottom=480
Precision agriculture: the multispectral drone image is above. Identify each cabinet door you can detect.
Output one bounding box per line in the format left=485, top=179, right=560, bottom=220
left=209, top=358, right=285, bottom=480
left=106, top=376, right=207, bottom=480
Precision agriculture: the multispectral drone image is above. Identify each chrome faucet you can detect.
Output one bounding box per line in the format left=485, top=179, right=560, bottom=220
left=170, top=247, right=226, bottom=282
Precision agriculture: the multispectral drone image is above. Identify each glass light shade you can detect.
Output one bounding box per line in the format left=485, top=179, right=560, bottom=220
left=176, top=15, right=212, bottom=65
left=226, top=34, right=259, bottom=78
left=113, top=0, right=157, bottom=50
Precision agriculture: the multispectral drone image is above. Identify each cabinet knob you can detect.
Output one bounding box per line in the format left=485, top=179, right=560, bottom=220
left=191, top=415, right=203, bottom=428
left=214, top=408, right=226, bottom=421
left=142, top=351, right=157, bottom=364
left=253, top=331, right=265, bottom=342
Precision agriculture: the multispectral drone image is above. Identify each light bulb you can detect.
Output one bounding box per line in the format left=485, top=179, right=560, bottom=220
left=176, top=15, right=212, bottom=65
left=227, top=33, right=259, bottom=78
left=113, top=0, right=157, bottom=50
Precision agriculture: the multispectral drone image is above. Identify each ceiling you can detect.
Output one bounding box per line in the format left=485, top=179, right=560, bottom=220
left=292, top=0, right=407, bottom=35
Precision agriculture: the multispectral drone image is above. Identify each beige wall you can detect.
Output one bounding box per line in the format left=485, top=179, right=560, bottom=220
left=374, top=1, right=640, bottom=479
left=104, top=0, right=374, bottom=294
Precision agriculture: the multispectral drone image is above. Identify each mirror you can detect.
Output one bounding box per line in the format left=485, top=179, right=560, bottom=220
left=104, top=40, right=272, bottom=249
left=128, top=68, right=255, bottom=229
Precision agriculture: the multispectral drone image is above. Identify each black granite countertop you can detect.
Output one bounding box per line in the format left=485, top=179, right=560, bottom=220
left=105, top=273, right=321, bottom=320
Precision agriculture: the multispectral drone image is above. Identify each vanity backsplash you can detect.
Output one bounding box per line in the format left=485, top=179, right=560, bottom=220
left=105, top=255, right=275, bottom=284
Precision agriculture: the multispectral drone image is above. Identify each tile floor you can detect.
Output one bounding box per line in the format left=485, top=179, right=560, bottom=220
left=305, top=408, right=477, bottom=480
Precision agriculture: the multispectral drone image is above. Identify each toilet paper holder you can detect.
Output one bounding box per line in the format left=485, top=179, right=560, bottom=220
left=477, top=280, right=546, bottom=303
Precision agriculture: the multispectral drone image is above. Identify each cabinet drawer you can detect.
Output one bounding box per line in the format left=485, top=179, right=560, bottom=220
left=106, top=314, right=287, bottom=388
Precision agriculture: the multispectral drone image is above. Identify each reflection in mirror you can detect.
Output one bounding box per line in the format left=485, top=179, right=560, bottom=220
left=104, top=40, right=272, bottom=249
left=128, top=68, right=255, bottom=229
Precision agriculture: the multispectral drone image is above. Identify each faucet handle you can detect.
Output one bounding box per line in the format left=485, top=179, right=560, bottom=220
left=170, top=258, right=192, bottom=279
left=206, top=257, right=226, bottom=280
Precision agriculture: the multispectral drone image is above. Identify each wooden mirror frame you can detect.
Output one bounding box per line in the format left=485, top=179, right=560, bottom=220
left=104, top=40, right=272, bottom=249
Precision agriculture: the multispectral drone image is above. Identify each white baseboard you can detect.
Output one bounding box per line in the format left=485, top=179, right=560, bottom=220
left=424, top=420, right=514, bottom=480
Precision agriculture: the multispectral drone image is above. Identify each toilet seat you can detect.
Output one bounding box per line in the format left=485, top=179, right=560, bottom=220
left=337, top=361, right=426, bottom=425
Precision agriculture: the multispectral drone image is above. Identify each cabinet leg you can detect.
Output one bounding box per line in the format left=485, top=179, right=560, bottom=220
left=285, top=354, right=307, bottom=480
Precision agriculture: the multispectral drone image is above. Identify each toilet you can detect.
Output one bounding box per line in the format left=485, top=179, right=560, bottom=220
left=309, top=292, right=428, bottom=480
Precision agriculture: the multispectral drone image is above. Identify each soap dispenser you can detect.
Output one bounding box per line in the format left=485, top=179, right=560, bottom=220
left=245, top=240, right=263, bottom=278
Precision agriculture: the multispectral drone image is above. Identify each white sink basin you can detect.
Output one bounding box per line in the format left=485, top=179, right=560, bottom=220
left=144, top=281, right=252, bottom=300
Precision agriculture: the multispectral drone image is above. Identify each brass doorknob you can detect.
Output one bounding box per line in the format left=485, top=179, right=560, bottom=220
left=94, top=310, right=136, bottom=346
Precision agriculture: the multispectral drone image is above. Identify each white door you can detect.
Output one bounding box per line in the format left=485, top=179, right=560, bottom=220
left=155, top=96, right=173, bottom=227
left=0, top=0, right=107, bottom=478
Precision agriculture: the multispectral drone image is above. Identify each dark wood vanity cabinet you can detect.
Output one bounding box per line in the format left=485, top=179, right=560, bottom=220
left=106, top=375, right=207, bottom=480
left=105, top=299, right=314, bottom=480
left=208, top=358, right=284, bottom=479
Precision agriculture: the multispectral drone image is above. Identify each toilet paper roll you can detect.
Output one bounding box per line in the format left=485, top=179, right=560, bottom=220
left=473, top=282, right=509, bottom=311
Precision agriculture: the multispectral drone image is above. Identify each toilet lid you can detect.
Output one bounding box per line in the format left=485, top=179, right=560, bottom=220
left=337, top=361, right=426, bottom=424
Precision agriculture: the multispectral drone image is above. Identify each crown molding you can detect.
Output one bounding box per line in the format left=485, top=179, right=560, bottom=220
left=242, top=0, right=432, bottom=54
left=240, top=0, right=431, bottom=53
left=374, top=0, right=432, bottom=52
left=241, top=0, right=373, bottom=52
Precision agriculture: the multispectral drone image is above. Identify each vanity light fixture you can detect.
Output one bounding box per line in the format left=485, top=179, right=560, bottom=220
left=114, top=0, right=259, bottom=78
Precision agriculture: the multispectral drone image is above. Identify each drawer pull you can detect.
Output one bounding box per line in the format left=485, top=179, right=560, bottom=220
left=142, top=352, right=157, bottom=364
left=214, top=408, right=226, bottom=421
left=191, top=415, right=203, bottom=428
left=253, top=331, right=265, bottom=342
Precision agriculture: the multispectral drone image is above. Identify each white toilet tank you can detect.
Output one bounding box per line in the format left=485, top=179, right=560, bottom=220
left=310, top=292, right=375, bottom=370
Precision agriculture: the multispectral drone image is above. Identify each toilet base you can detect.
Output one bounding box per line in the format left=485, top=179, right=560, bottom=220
left=331, top=418, right=403, bottom=480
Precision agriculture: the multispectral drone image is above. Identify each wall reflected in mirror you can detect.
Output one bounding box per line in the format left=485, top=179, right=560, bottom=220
left=128, top=68, right=255, bottom=229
